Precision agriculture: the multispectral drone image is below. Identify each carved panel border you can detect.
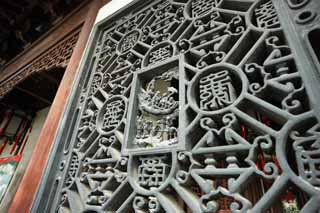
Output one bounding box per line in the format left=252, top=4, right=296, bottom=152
left=0, top=29, right=81, bottom=98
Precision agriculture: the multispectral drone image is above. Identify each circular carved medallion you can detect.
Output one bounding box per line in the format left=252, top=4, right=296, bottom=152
left=97, top=95, right=127, bottom=135
left=278, top=115, right=320, bottom=193
left=188, top=64, right=246, bottom=115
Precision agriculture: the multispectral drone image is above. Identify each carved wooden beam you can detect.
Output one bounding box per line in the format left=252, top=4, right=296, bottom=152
left=0, top=30, right=80, bottom=98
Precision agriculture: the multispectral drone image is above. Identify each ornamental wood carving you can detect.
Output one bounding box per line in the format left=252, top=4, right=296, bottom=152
left=0, top=30, right=80, bottom=98
left=34, top=0, right=320, bottom=212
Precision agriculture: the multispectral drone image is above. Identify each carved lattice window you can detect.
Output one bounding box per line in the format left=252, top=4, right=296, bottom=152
left=34, top=0, right=320, bottom=212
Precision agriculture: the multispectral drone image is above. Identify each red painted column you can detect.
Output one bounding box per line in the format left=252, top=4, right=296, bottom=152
left=9, top=1, right=106, bottom=212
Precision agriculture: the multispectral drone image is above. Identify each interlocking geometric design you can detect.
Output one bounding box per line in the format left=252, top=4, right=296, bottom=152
left=36, top=0, right=320, bottom=212
left=0, top=30, right=80, bottom=98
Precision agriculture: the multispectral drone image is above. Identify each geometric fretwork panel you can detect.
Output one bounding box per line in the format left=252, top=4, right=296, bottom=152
left=41, top=0, right=320, bottom=212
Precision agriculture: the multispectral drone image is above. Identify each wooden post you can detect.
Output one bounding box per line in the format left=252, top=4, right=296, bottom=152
left=9, top=1, right=106, bottom=212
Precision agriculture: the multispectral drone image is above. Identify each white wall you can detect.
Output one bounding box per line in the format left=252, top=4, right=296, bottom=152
left=95, top=0, right=134, bottom=24
left=0, top=107, right=50, bottom=212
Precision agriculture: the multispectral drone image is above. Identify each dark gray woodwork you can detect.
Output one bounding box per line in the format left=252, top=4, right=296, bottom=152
left=33, top=0, right=320, bottom=212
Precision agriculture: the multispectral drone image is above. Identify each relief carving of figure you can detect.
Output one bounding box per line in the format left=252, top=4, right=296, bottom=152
left=135, top=69, right=179, bottom=148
